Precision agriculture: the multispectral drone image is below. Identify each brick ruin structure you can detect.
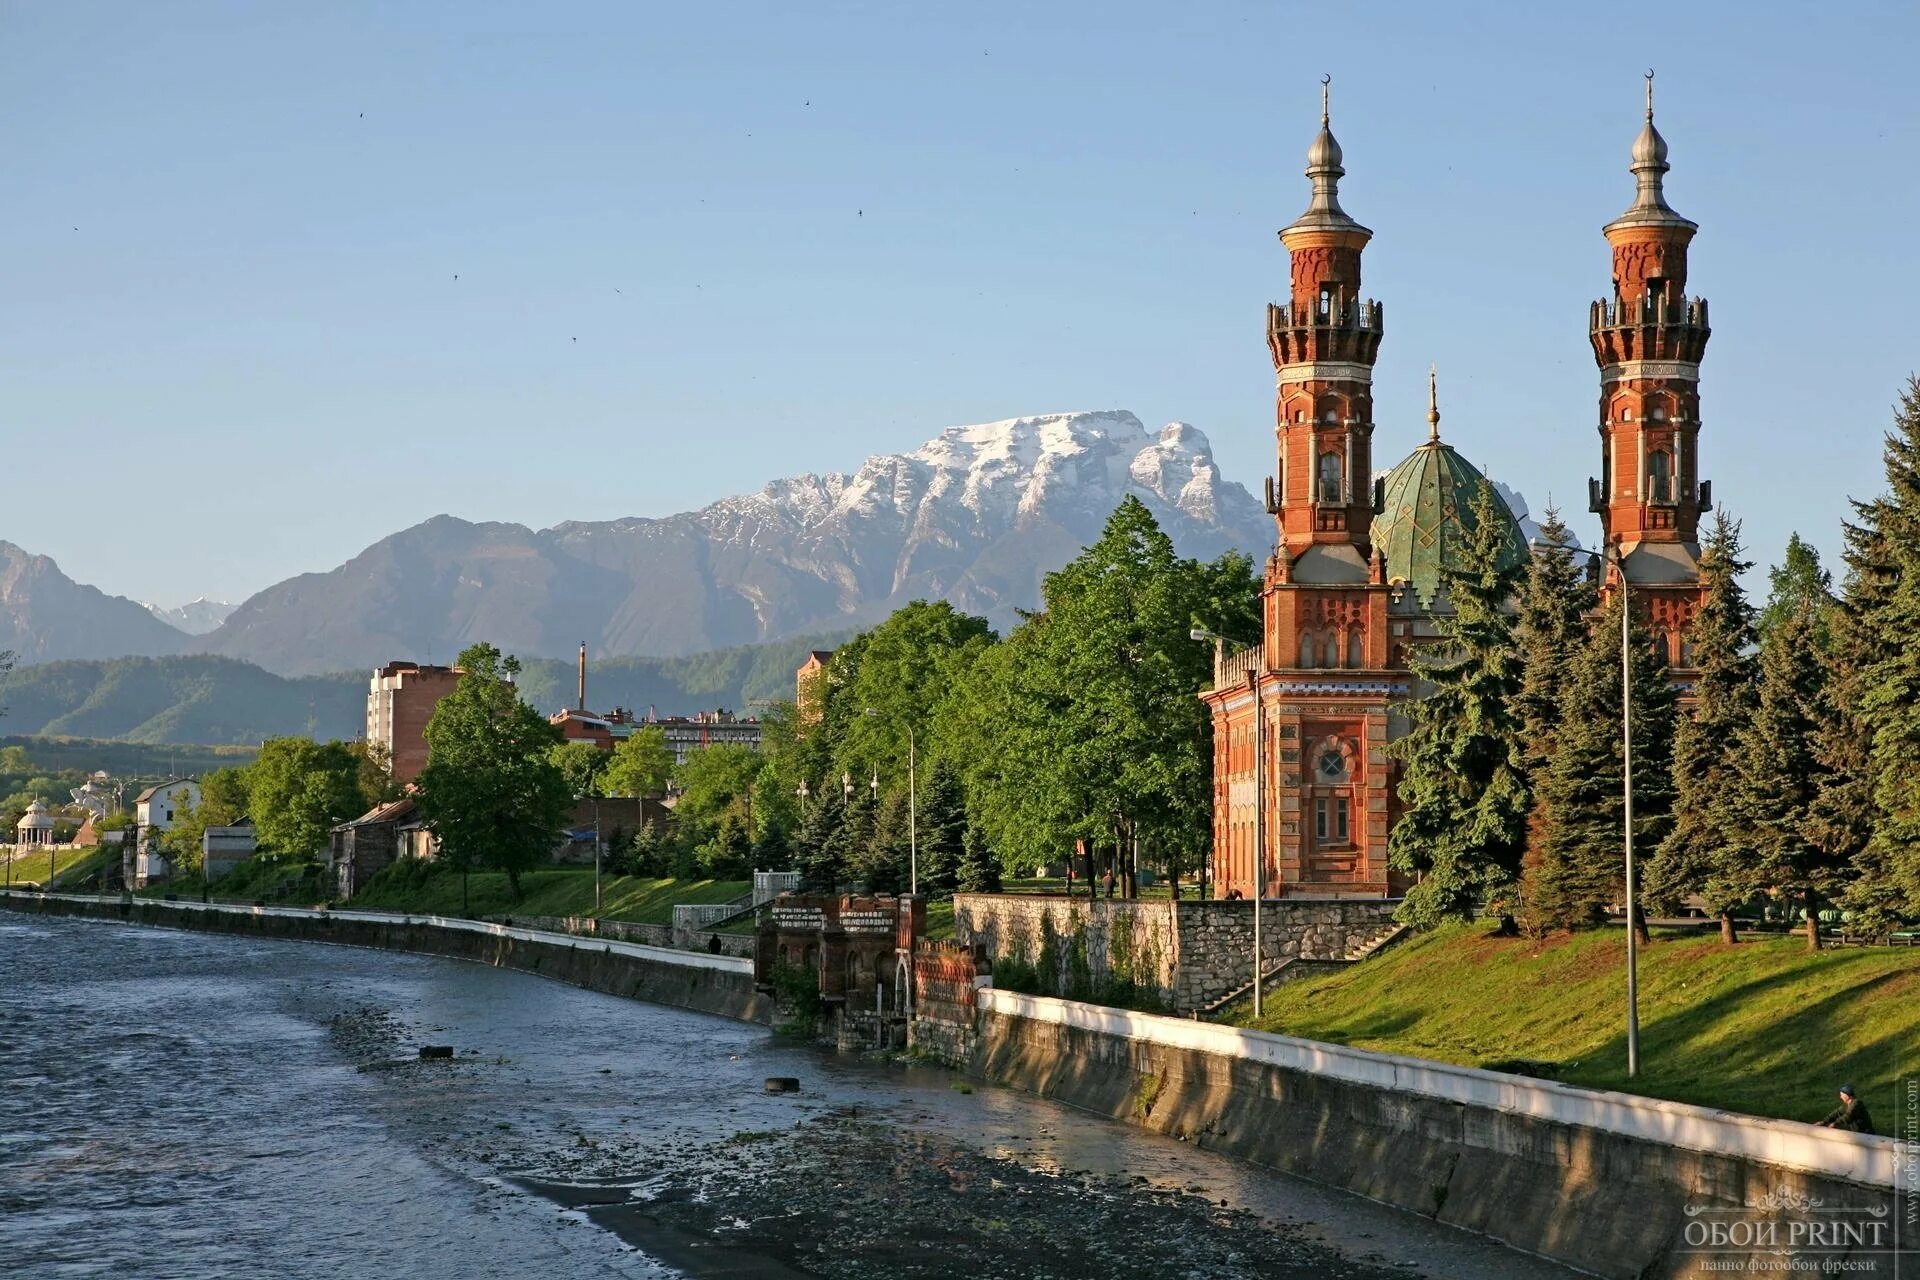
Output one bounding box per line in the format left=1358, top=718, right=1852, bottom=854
left=1201, top=76, right=1715, bottom=901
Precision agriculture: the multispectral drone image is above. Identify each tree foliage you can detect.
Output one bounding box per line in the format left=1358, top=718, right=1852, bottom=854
left=602, top=725, right=674, bottom=799
left=247, top=737, right=369, bottom=858
left=1646, top=513, right=1760, bottom=939
left=1387, top=481, right=1530, bottom=929
left=415, top=644, right=571, bottom=896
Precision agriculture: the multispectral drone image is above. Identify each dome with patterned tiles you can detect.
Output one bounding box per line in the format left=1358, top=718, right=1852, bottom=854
left=1368, top=370, right=1527, bottom=609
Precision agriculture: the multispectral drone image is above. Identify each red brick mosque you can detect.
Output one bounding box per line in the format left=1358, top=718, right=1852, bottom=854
left=1202, top=77, right=1713, bottom=900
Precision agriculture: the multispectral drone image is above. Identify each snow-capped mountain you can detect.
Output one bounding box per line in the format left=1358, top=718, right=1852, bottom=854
left=142, top=597, right=236, bottom=636
left=201, top=411, right=1274, bottom=676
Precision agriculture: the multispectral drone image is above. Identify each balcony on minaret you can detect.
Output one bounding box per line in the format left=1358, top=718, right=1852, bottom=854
left=1589, top=294, right=1710, bottom=365
left=1268, top=296, right=1385, bottom=366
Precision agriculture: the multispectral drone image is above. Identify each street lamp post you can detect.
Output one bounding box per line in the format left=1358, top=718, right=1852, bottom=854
left=1193, top=627, right=1263, bottom=1019
left=593, top=795, right=603, bottom=917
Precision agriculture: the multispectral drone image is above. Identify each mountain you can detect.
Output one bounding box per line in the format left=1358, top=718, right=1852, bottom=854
left=0, top=634, right=851, bottom=746
left=142, top=597, right=236, bottom=636
left=200, top=411, right=1273, bottom=676
left=0, top=543, right=192, bottom=664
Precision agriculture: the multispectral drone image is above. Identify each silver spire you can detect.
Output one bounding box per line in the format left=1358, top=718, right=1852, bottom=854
left=1286, top=75, right=1366, bottom=235
left=1607, top=70, right=1694, bottom=232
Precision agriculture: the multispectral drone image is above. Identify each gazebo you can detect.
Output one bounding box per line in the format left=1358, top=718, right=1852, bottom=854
left=15, top=800, right=56, bottom=847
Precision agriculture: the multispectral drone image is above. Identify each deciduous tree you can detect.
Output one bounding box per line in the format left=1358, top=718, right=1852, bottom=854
left=603, top=725, right=674, bottom=799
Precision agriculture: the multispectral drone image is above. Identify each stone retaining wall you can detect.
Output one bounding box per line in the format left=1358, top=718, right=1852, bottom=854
left=513, top=913, right=755, bottom=958
left=969, top=990, right=1904, bottom=1280
left=950, top=894, right=1401, bottom=1011
left=2, top=893, right=768, bottom=1024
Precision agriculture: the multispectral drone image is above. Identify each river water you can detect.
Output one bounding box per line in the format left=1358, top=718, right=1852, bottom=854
left=0, top=914, right=1576, bottom=1278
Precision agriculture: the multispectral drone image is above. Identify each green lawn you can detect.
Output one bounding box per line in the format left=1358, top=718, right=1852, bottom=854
left=346, top=863, right=749, bottom=926
left=2, top=845, right=114, bottom=890
left=1225, top=921, right=1919, bottom=1125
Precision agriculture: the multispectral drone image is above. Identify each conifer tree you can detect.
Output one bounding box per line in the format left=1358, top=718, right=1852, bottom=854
left=916, top=758, right=966, bottom=896
left=1646, top=513, right=1760, bottom=943
left=830, top=784, right=879, bottom=891
left=1736, top=599, right=1838, bottom=948
left=1530, top=590, right=1678, bottom=931
left=956, top=822, right=1003, bottom=893
left=1387, top=482, right=1530, bottom=930
left=1854, top=376, right=1920, bottom=924
left=1513, top=505, right=1596, bottom=778
left=794, top=787, right=846, bottom=893
left=861, top=789, right=911, bottom=895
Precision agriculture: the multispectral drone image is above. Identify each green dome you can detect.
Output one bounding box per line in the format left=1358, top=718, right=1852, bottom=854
left=1369, top=439, right=1527, bottom=609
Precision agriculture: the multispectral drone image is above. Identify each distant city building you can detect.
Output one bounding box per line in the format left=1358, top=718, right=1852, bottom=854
left=202, top=818, right=258, bottom=880
left=328, top=797, right=430, bottom=900
left=132, top=779, right=200, bottom=886
left=548, top=652, right=760, bottom=765
left=368, top=661, right=462, bottom=785
left=796, top=649, right=833, bottom=724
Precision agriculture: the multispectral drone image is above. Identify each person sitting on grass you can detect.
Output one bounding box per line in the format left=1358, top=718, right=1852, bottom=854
left=1816, top=1085, right=1875, bottom=1134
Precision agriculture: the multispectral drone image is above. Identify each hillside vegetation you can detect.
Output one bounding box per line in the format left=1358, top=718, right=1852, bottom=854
left=0, top=633, right=852, bottom=746
left=347, top=862, right=749, bottom=925
left=1228, top=922, right=1919, bottom=1125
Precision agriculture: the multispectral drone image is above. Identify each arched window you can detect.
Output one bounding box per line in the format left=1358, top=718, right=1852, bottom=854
left=1298, top=633, right=1316, bottom=668
left=1648, top=449, right=1672, bottom=502
left=1318, top=452, right=1343, bottom=503
left=1348, top=630, right=1364, bottom=669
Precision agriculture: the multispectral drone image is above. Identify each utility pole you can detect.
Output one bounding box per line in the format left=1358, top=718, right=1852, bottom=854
left=907, top=724, right=918, bottom=895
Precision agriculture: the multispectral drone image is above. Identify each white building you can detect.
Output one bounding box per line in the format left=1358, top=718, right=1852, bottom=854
left=133, top=779, right=200, bottom=887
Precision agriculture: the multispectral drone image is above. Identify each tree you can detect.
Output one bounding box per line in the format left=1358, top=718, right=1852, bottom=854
left=1757, top=532, right=1834, bottom=648
left=1853, top=377, right=1920, bottom=926
left=1529, top=591, right=1678, bottom=932
left=671, top=744, right=762, bottom=850
left=247, top=738, right=367, bottom=859
left=1646, top=513, right=1760, bottom=943
left=860, top=788, right=911, bottom=895
left=830, top=783, right=879, bottom=891
left=549, top=739, right=609, bottom=799
left=1387, top=481, right=1530, bottom=930
left=829, top=600, right=993, bottom=800
left=160, top=766, right=252, bottom=880
left=603, top=726, right=674, bottom=799
left=794, top=786, right=847, bottom=893
left=956, top=822, right=1003, bottom=893
left=416, top=643, right=571, bottom=898
left=350, top=739, right=403, bottom=809
left=1737, top=599, right=1840, bottom=948
left=1514, top=506, right=1596, bottom=778
left=916, top=758, right=966, bottom=896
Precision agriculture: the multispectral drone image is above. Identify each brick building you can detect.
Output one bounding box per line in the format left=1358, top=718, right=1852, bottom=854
left=1201, top=80, right=1713, bottom=900
left=367, top=662, right=461, bottom=785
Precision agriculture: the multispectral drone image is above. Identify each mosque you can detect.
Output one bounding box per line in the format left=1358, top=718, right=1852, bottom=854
left=1201, top=78, right=1714, bottom=899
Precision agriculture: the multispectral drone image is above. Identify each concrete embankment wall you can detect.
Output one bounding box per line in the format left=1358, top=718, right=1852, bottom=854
left=1, top=892, right=768, bottom=1025
left=962, top=990, right=1903, bottom=1280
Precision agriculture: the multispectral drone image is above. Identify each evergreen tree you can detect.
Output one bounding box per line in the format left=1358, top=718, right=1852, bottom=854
left=827, top=784, right=878, bottom=891
left=1854, top=376, right=1920, bottom=925
left=860, top=788, right=911, bottom=895
left=1736, top=599, right=1838, bottom=948
left=1513, top=505, right=1596, bottom=778
left=1809, top=506, right=1898, bottom=931
left=1386, top=482, right=1530, bottom=930
left=1530, top=591, right=1678, bottom=931
left=1646, top=513, right=1760, bottom=942
left=916, top=758, right=966, bottom=896
left=1756, top=533, right=1834, bottom=648
left=793, top=787, right=846, bottom=893
left=956, top=822, right=1003, bottom=893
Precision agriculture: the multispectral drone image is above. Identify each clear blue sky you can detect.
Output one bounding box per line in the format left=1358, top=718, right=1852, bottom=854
left=4, top=2, right=1915, bottom=607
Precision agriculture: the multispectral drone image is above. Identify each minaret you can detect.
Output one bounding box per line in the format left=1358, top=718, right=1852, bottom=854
left=1589, top=72, right=1712, bottom=623
left=1268, top=76, right=1385, bottom=561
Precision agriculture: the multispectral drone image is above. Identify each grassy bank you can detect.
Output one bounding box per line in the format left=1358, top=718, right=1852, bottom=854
left=2, top=845, right=115, bottom=889
left=347, top=862, right=749, bottom=926
left=1226, top=921, right=1919, bottom=1126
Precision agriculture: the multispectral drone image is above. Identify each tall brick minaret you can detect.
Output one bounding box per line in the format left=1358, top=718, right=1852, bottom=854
left=1588, top=72, right=1712, bottom=663
left=1201, top=79, right=1397, bottom=902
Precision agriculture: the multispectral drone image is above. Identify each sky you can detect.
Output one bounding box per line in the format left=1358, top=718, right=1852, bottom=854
left=4, top=1, right=1917, bottom=607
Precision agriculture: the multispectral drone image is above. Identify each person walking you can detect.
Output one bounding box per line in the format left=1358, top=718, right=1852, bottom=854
left=1102, top=868, right=1115, bottom=899
left=1816, top=1085, right=1875, bottom=1134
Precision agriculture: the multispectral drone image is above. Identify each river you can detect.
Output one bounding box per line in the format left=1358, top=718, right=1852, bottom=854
left=0, top=914, right=1577, bottom=1278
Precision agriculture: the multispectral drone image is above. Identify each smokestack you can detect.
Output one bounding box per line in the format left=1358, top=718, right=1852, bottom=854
left=577, top=641, right=587, bottom=712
